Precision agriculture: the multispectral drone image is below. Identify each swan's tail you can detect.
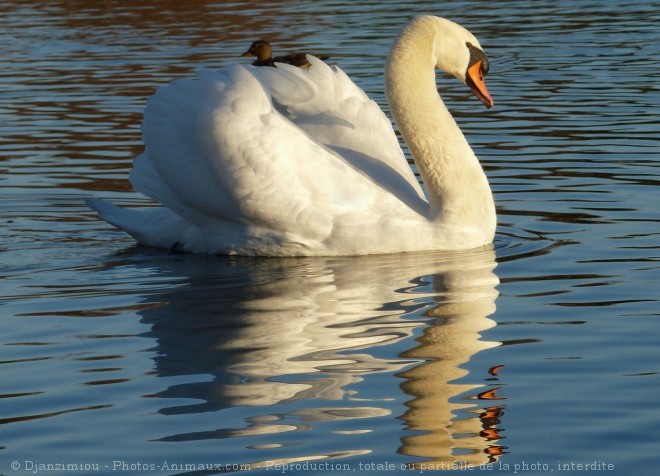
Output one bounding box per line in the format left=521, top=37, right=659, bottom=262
left=85, top=198, right=188, bottom=249
left=86, top=198, right=125, bottom=226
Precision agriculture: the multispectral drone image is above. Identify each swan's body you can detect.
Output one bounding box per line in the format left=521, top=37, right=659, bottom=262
left=87, top=16, right=496, bottom=256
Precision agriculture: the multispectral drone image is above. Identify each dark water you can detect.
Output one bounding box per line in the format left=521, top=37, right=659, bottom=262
left=2, top=0, right=659, bottom=474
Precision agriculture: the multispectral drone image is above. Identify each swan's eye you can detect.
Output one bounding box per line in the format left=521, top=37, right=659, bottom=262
left=466, top=42, right=473, bottom=49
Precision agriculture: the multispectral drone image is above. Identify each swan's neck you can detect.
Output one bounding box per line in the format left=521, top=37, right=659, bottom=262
left=385, top=19, right=495, bottom=233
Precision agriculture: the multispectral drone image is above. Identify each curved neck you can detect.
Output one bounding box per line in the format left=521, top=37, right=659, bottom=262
left=384, top=18, right=495, bottom=231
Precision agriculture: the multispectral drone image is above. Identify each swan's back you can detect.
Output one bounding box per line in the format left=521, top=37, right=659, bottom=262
left=253, top=57, right=421, bottom=192
left=92, top=60, right=429, bottom=255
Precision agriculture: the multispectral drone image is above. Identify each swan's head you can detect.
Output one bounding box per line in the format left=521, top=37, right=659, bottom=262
left=427, top=16, right=494, bottom=108
left=241, top=40, right=273, bottom=61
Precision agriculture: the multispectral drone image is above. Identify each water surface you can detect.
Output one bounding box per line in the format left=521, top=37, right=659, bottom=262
left=1, top=0, right=659, bottom=475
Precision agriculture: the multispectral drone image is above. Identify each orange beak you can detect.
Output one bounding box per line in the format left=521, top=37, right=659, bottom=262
left=466, top=60, right=494, bottom=109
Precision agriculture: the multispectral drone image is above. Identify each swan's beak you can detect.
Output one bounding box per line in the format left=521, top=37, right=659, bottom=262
left=466, top=60, right=494, bottom=109
left=241, top=50, right=253, bottom=57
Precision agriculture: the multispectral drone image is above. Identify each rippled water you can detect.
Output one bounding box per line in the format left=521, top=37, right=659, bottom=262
left=2, top=0, right=659, bottom=474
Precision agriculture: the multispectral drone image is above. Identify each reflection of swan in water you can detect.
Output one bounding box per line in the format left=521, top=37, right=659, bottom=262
left=133, top=246, right=502, bottom=465
left=398, top=258, right=504, bottom=467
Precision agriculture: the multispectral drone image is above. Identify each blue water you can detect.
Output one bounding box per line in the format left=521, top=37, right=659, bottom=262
left=1, top=0, right=659, bottom=475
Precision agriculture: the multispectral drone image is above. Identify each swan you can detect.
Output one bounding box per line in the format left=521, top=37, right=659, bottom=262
left=241, top=40, right=329, bottom=69
left=86, top=16, right=496, bottom=256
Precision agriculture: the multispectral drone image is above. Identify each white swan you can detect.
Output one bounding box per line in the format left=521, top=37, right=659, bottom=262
left=87, top=16, right=496, bottom=256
